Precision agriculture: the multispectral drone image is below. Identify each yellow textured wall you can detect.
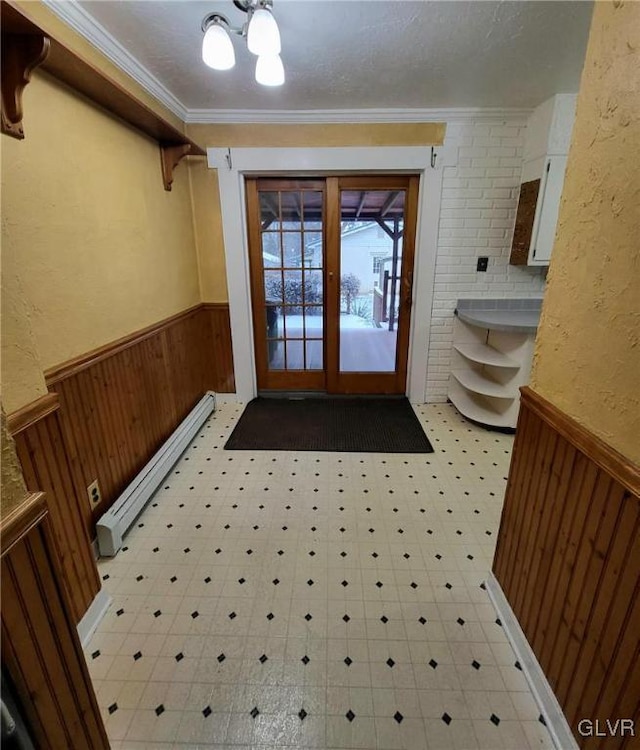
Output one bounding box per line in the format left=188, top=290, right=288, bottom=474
left=531, top=0, right=640, bottom=464
left=1, top=409, right=28, bottom=516
left=1, top=73, right=200, bottom=413
left=186, top=122, right=445, bottom=150
left=186, top=123, right=445, bottom=301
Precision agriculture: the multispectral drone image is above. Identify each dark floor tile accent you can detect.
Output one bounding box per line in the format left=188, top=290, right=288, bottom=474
left=250, top=707, right=260, bottom=719
left=155, top=705, right=165, bottom=716
left=442, top=713, right=452, bottom=725
left=346, top=710, right=355, bottom=722
left=490, top=714, right=500, bottom=726
left=108, top=703, right=118, bottom=715
left=394, top=711, right=403, bottom=724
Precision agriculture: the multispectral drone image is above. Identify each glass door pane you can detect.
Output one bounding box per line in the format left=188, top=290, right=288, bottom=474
left=338, top=189, right=405, bottom=373
left=257, top=186, right=324, bottom=373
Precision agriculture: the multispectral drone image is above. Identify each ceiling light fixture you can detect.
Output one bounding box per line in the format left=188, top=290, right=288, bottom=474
left=201, top=0, right=284, bottom=87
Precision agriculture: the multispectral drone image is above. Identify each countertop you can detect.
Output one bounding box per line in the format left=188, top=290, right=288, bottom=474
left=455, top=298, right=542, bottom=333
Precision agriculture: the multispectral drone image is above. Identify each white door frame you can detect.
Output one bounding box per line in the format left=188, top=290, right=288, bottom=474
left=207, top=146, right=446, bottom=403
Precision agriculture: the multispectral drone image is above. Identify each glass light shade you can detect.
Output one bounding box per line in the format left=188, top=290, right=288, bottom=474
left=247, top=8, right=281, bottom=56
left=255, top=53, right=285, bottom=86
left=202, top=23, right=235, bottom=70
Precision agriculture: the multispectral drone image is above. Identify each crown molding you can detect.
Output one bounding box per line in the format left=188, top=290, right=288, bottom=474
left=185, top=107, right=532, bottom=125
left=42, top=0, right=187, bottom=121
left=39, top=1, right=532, bottom=128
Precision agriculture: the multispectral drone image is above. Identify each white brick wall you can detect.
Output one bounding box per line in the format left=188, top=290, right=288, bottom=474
left=424, top=119, right=547, bottom=402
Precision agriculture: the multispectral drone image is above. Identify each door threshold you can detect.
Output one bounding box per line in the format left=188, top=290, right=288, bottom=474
left=257, top=391, right=406, bottom=400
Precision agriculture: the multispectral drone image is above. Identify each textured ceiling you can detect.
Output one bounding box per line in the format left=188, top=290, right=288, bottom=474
left=76, top=0, right=594, bottom=111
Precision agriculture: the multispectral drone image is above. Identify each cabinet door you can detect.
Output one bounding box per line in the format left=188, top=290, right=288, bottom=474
left=530, top=155, right=568, bottom=264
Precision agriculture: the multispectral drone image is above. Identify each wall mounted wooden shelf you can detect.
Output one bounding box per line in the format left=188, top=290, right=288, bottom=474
left=1, top=1, right=205, bottom=190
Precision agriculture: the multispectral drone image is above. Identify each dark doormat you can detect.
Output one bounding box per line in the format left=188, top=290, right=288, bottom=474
left=224, top=397, right=434, bottom=453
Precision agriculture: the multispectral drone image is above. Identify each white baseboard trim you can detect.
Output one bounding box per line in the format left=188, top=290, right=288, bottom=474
left=485, top=572, right=579, bottom=750
left=77, top=588, right=112, bottom=649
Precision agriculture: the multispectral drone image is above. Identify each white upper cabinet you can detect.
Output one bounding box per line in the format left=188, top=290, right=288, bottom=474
left=510, top=94, right=577, bottom=267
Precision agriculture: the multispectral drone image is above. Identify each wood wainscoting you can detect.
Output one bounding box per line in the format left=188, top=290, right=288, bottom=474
left=493, top=387, right=640, bottom=749
left=1, top=493, right=109, bottom=749
left=7, top=394, right=100, bottom=623
left=43, top=303, right=234, bottom=538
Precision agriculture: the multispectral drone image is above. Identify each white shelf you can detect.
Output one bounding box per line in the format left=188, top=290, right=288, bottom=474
left=451, top=369, right=519, bottom=399
left=448, top=310, right=537, bottom=430
left=453, top=342, right=519, bottom=369
left=448, top=378, right=516, bottom=429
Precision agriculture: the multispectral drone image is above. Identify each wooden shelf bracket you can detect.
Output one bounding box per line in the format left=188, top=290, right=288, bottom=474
left=1, top=32, right=50, bottom=139
left=160, top=143, right=193, bottom=191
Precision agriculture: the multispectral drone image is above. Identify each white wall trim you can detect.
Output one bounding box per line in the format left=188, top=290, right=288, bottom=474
left=188, top=107, right=531, bottom=125
left=485, top=572, right=579, bottom=750
left=77, top=588, right=112, bottom=649
left=42, top=0, right=187, bottom=121
left=209, top=145, right=453, bottom=403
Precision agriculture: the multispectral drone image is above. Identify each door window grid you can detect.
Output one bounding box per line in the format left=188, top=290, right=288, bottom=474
left=260, top=189, right=324, bottom=371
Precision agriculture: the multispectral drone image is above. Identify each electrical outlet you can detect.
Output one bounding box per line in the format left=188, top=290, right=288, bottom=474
left=477, top=256, right=489, bottom=272
left=87, top=479, right=102, bottom=507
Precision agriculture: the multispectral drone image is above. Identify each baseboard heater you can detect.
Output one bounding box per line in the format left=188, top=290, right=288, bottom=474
left=96, top=391, right=216, bottom=557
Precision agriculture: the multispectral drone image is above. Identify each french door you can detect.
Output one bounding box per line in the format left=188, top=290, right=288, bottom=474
left=246, top=174, right=419, bottom=394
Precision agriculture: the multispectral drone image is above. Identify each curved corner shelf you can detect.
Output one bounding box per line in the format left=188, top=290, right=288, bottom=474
left=448, top=379, right=515, bottom=429
left=451, top=370, right=518, bottom=399
left=453, top=342, right=519, bottom=369
left=448, top=301, right=539, bottom=430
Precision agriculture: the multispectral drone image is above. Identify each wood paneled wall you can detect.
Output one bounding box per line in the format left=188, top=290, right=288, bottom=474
left=1, top=493, right=109, bottom=749
left=493, top=387, right=640, bottom=749
left=8, top=394, right=100, bottom=623
left=44, top=303, right=234, bottom=537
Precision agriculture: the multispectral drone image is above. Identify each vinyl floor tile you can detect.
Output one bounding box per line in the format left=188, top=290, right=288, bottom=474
left=86, top=402, right=554, bottom=750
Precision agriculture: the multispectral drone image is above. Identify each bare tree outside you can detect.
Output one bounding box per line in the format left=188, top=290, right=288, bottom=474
left=340, top=273, right=361, bottom=314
